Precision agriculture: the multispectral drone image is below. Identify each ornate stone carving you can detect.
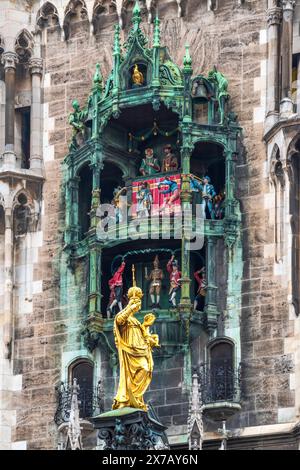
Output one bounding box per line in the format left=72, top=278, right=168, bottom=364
left=1, top=51, right=18, bottom=70
left=187, top=373, right=203, bottom=450
left=282, top=0, right=296, bottom=12
left=15, top=30, right=34, bottom=64
left=36, top=2, right=59, bottom=29
left=267, top=7, right=282, bottom=26
left=29, top=57, right=43, bottom=76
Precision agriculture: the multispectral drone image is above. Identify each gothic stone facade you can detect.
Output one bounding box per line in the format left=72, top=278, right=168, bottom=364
left=0, top=0, right=300, bottom=450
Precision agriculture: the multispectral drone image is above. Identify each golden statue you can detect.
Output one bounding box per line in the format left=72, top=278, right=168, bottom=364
left=132, top=64, right=144, bottom=86
left=112, top=265, right=160, bottom=412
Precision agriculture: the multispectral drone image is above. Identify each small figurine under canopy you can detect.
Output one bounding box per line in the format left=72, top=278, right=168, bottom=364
left=167, top=255, right=181, bottom=308
left=145, top=255, right=164, bottom=308
left=162, top=145, right=178, bottom=173
left=132, top=64, right=144, bottom=88
left=139, top=148, right=160, bottom=176
left=107, top=261, right=126, bottom=318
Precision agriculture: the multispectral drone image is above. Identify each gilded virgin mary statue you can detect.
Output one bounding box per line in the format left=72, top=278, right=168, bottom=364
left=112, top=266, right=159, bottom=412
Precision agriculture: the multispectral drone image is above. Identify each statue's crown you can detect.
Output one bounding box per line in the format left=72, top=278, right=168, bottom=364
left=127, top=286, right=143, bottom=299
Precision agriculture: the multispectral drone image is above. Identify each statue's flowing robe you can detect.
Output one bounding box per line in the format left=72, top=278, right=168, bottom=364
left=113, top=307, right=153, bottom=411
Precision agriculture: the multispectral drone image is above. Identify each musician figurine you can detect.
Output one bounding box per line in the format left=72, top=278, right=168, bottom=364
left=139, top=148, right=160, bottom=176
left=136, top=181, right=153, bottom=218
left=107, top=261, right=126, bottom=318
left=202, top=176, right=216, bottom=219
left=112, top=186, right=128, bottom=223
left=194, top=267, right=207, bottom=311
left=162, top=145, right=179, bottom=173
left=167, top=255, right=181, bottom=308
left=190, top=174, right=216, bottom=219
left=145, top=255, right=164, bottom=309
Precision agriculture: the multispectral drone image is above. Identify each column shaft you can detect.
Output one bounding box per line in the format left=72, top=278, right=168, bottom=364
left=2, top=52, right=18, bottom=163
left=3, top=209, right=13, bottom=359
left=29, top=58, right=43, bottom=172
left=266, top=8, right=282, bottom=114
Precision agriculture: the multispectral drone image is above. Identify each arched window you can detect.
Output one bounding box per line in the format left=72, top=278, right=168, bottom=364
left=69, top=359, right=94, bottom=418
left=208, top=339, right=235, bottom=402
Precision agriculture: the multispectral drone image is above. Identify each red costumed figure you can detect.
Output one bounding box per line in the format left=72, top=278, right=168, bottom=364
left=194, top=267, right=207, bottom=311
left=167, top=255, right=182, bottom=307
left=107, top=261, right=126, bottom=318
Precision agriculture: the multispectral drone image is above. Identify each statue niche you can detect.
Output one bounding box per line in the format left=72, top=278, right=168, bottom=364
left=129, top=63, right=148, bottom=89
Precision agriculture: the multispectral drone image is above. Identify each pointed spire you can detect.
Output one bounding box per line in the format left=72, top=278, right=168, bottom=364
left=67, top=378, right=83, bottom=450
left=153, top=16, right=160, bottom=48
left=113, top=23, right=121, bottom=56
left=132, top=0, right=142, bottom=30
left=187, top=373, right=203, bottom=450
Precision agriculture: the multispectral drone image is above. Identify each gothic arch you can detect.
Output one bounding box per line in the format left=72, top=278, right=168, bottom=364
left=92, top=0, right=118, bottom=34
left=63, top=0, right=89, bottom=40
left=14, top=29, right=34, bottom=64
left=37, top=2, right=60, bottom=29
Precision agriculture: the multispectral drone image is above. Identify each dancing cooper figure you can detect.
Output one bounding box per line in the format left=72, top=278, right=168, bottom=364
left=112, top=266, right=160, bottom=412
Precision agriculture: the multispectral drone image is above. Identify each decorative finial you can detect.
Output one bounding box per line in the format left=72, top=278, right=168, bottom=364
left=153, top=16, right=160, bottom=48
left=93, top=63, right=102, bottom=86
left=113, top=23, right=121, bottom=56
left=132, top=264, right=136, bottom=287
left=183, top=44, right=192, bottom=68
left=132, top=0, right=141, bottom=30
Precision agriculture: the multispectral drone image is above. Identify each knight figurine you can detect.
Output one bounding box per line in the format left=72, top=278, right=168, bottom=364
left=145, top=255, right=164, bottom=308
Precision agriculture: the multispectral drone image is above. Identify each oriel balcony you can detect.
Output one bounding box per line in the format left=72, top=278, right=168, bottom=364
left=199, top=361, right=242, bottom=421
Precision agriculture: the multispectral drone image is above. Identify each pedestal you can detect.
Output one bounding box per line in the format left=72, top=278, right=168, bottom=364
left=91, top=407, right=169, bottom=450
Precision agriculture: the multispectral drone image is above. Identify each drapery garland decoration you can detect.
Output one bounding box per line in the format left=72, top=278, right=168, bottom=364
left=128, top=121, right=181, bottom=152
left=111, top=248, right=180, bottom=274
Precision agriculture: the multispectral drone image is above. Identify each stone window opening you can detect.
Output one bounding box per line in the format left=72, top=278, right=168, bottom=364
left=15, top=106, right=31, bottom=170
left=0, top=204, right=4, bottom=235
left=272, top=148, right=285, bottom=264
left=206, top=338, right=235, bottom=402
left=68, top=359, right=95, bottom=419
left=289, top=151, right=300, bottom=316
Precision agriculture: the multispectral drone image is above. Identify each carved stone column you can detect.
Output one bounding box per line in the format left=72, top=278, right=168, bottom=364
left=29, top=58, right=43, bottom=173
left=2, top=52, right=18, bottom=167
left=266, top=7, right=282, bottom=125
left=3, top=207, right=13, bottom=359
left=281, top=0, right=295, bottom=116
